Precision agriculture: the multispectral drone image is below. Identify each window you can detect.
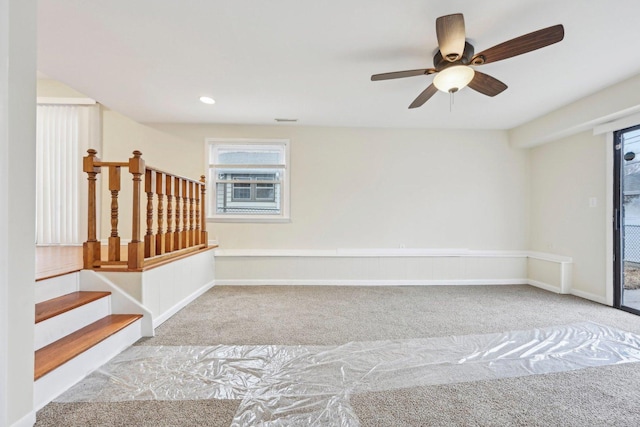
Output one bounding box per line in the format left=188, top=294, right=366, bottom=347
left=206, top=139, right=290, bottom=222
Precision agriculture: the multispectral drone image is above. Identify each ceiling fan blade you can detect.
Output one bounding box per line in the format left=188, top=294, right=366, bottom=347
left=471, top=24, right=564, bottom=65
left=436, top=13, right=466, bottom=62
left=371, top=69, right=434, bottom=81
left=409, top=84, right=438, bottom=109
left=468, top=71, right=507, bottom=97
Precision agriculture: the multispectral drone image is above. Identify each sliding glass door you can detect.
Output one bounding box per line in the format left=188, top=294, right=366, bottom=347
left=614, top=125, right=640, bottom=314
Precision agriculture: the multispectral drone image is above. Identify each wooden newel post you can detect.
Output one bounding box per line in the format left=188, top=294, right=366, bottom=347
left=200, top=175, right=208, bottom=246
left=128, top=150, right=145, bottom=269
left=83, top=149, right=102, bottom=269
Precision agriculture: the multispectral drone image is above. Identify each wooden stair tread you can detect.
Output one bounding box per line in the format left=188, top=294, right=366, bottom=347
left=35, top=291, right=112, bottom=324
left=34, top=314, right=142, bottom=380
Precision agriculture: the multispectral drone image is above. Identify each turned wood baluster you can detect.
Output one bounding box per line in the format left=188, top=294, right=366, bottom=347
left=181, top=179, right=188, bottom=248
left=165, top=175, right=174, bottom=253
left=195, top=181, right=201, bottom=245
left=200, top=175, right=208, bottom=246
left=155, top=172, right=165, bottom=255
left=108, top=165, right=121, bottom=261
left=144, top=169, right=156, bottom=258
left=188, top=181, right=195, bottom=246
left=174, top=178, right=182, bottom=250
left=128, top=151, right=145, bottom=269
left=83, top=149, right=101, bottom=269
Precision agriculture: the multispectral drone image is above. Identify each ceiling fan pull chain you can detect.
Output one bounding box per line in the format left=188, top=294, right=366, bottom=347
left=449, top=90, right=454, bottom=112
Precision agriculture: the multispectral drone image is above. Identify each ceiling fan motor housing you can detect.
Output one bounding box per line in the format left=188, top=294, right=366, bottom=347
left=433, top=42, right=475, bottom=71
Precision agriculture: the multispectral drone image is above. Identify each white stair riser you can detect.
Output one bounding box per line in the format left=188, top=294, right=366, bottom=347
left=36, top=272, right=79, bottom=303
left=33, top=318, right=142, bottom=411
left=35, top=296, right=112, bottom=350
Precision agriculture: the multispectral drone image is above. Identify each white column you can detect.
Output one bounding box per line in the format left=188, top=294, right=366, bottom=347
left=0, top=0, right=37, bottom=426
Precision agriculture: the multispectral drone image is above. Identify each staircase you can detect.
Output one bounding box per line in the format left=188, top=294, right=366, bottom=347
left=33, top=271, right=144, bottom=410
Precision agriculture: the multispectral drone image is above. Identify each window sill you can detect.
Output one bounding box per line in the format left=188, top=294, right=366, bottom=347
left=208, top=216, right=291, bottom=224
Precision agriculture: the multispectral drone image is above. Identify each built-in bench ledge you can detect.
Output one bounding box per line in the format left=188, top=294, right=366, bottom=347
left=213, top=248, right=573, bottom=297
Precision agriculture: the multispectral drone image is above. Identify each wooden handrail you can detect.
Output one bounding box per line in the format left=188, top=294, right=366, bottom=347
left=83, top=149, right=209, bottom=272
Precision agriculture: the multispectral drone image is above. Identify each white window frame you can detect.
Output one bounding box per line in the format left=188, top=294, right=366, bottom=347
left=205, top=138, right=290, bottom=223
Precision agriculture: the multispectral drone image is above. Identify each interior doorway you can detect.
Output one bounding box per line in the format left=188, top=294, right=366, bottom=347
left=614, top=124, right=640, bottom=314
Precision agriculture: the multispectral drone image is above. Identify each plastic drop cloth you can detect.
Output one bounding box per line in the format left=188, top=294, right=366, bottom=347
left=55, top=322, right=640, bottom=426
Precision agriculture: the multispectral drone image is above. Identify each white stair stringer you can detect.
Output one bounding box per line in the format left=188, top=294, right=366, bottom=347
left=33, top=317, right=142, bottom=411
left=79, top=270, right=154, bottom=337
left=35, top=296, right=111, bottom=350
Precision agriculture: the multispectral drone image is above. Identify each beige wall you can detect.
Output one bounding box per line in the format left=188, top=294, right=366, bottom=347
left=529, top=131, right=607, bottom=299
left=518, top=74, right=640, bottom=304
left=99, top=111, right=203, bottom=239
left=37, top=78, right=88, bottom=98
left=102, top=111, right=201, bottom=178
left=145, top=123, right=530, bottom=251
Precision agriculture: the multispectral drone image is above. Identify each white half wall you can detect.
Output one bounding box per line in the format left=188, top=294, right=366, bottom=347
left=99, top=250, right=215, bottom=328
left=215, top=249, right=572, bottom=293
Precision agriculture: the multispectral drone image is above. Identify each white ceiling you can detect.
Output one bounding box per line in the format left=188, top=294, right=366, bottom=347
left=37, top=0, right=640, bottom=130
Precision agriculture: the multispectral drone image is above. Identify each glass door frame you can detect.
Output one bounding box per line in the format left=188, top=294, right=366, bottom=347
left=614, top=124, right=640, bottom=315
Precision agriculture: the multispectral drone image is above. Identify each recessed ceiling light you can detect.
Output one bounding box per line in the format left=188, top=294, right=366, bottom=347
left=199, top=96, right=216, bottom=105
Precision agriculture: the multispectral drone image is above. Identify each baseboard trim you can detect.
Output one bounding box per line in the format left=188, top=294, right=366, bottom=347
left=527, top=279, right=563, bottom=294
left=215, top=279, right=529, bottom=286
left=152, top=280, right=216, bottom=328
left=570, top=288, right=609, bottom=305
left=10, top=411, right=36, bottom=427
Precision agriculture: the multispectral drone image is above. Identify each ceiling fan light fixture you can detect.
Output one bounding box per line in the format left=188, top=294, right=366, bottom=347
left=433, top=65, right=475, bottom=93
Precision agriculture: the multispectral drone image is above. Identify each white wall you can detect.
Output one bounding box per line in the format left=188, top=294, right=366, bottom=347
left=529, top=131, right=607, bottom=301
left=150, top=124, right=530, bottom=251
left=0, top=1, right=36, bottom=426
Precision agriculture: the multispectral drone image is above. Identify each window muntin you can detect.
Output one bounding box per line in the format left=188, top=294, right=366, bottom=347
left=232, top=183, right=251, bottom=200
left=256, top=183, right=275, bottom=201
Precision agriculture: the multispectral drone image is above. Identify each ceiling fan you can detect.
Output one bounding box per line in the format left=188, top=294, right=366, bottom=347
left=371, top=13, right=564, bottom=109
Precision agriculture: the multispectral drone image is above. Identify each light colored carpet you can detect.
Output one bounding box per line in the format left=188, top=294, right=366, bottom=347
left=35, top=400, right=240, bottom=427
left=138, top=285, right=640, bottom=346
left=36, top=285, right=640, bottom=426
left=352, top=363, right=640, bottom=426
